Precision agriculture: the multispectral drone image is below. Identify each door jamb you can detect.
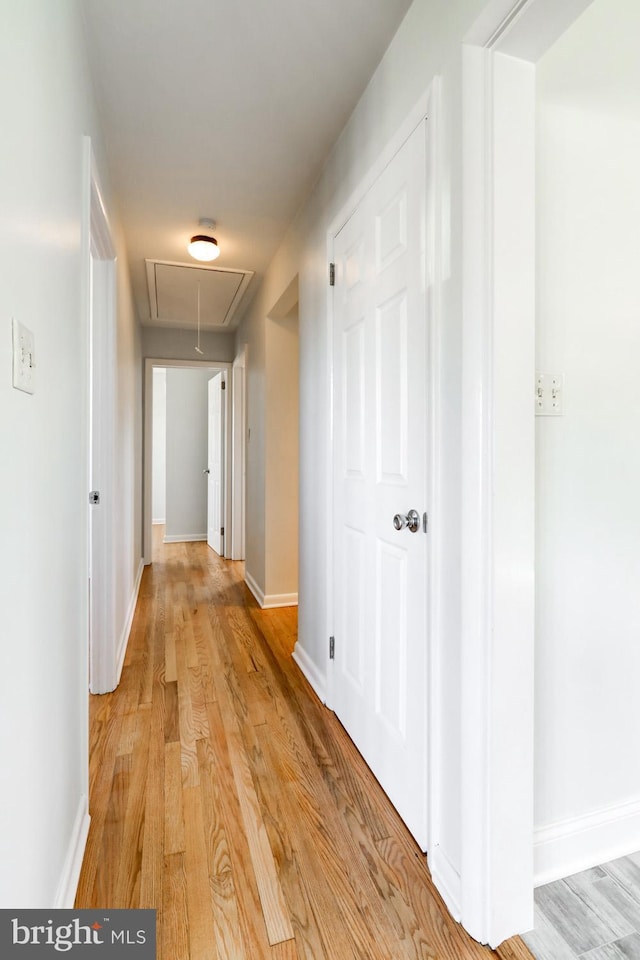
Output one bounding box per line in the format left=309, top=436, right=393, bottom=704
left=231, top=347, right=246, bottom=561
left=83, top=137, right=117, bottom=697
left=143, top=357, right=232, bottom=564
left=460, top=0, right=594, bottom=946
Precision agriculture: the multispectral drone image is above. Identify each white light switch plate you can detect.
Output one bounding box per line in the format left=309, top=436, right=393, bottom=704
left=535, top=372, right=563, bottom=416
left=12, top=318, right=35, bottom=394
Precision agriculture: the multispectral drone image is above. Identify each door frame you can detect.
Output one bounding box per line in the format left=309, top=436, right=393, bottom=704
left=325, top=76, right=443, bottom=866
left=460, top=0, right=594, bottom=946
left=82, top=137, right=117, bottom=696
left=231, top=346, right=246, bottom=561
left=206, top=371, right=226, bottom=556
left=142, top=357, right=233, bottom=564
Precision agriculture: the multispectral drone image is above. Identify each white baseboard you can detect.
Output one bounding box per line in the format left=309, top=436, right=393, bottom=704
left=263, top=592, right=298, bottom=609
left=244, top=572, right=298, bottom=609
left=163, top=533, right=207, bottom=543
left=116, top=559, right=144, bottom=684
left=152, top=518, right=165, bottom=525
left=54, top=794, right=90, bottom=908
left=292, top=642, right=326, bottom=703
left=244, top=571, right=265, bottom=606
left=429, top=845, right=462, bottom=922
left=534, top=795, right=640, bottom=886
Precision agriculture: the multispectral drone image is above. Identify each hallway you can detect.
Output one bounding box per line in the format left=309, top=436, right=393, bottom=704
left=74, top=531, right=527, bottom=959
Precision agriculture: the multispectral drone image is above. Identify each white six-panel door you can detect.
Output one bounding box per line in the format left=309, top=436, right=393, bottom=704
left=332, top=120, right=429, bottom=850
left=207, top=372, right=224, bottom=556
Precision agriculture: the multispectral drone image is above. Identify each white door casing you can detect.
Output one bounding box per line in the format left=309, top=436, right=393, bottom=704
left=85, top=139, right=117, bottom=696
left=331, top=120, right=429, bottom=851
left=231, top=347, right=246, bottom=561
left=208, top=372, right=225, bottom=556
left=460, top=0, right=594, bottom=946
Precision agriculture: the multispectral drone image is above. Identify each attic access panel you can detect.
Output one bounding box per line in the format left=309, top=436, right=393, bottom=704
left=145, top=259, right=254, bottom=328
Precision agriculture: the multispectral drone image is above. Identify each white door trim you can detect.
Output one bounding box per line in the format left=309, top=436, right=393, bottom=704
left=82, top=137, right=117, bottom=697
left=143, top=357, right=233, bottom=564
left=231, top=346, right=246, bottom=561
left=325, top=76, right=442, bottom=859
left=460, top=0, right=594, bottom=946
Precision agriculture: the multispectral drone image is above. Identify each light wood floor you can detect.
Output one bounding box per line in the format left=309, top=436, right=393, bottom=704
left=76, top=529, right=532, bottom=960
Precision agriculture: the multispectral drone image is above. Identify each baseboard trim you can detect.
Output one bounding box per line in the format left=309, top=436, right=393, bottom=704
left=116, top=559, right=144, bottom=684
left=163, top=534, right=207, bottom=543
left=244, top=573, right=298, bottom=609
left=263, top=592, right=298, bottom=609
left=54, top=795, right=90, bottom=908
left=429, top=845, right=462, bottom=922
left=292, top=642, right=326, bottom=703
left=152, top=518, right=165, bottom=525
left=534, top=795, right=640, bottom=885
left=244, top=571, right=265, bottom=607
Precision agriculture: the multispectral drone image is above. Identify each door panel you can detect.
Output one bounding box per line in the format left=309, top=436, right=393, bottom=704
left=332, top=121, right=428, bottom=850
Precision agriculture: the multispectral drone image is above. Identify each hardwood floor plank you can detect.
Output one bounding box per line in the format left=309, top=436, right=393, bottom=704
left=140, top=682, right=165, bottom=911
left=254, top=719, right=367, bottom=960
left=164, top=741, right=186, bottom=856
left=204, top=699, right=273, bottom=960
left=91, top=753, right=132, bottom=907
left=165, top=629, right=178, bottom=684
left=270, top=940, right=299, bottom=960
left=213, top=669, right=294, bottom=945
left=77, top=706, right=125, bottom=906
left=163, top=853, right=190, bottom=960
left=164, top=680, right=180, bottom=744
left=182, top=785, right=216, bottom=960
left=113, top=704, right=152, bottom=906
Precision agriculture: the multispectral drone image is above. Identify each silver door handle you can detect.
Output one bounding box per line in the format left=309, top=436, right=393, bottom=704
left=203, top=468, right=210, bottom=474
left=393, top=509, right=420, bottom=533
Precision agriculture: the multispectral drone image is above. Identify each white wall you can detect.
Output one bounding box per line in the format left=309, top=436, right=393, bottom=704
left=265, top=308, right=299, bottom=600
left=152, top=368, right=167, bottom=522
left=165, top=368, right=215, bottom=541
left=0, top=0, right=141, bottom=907
left=235, top=0, right=493, bottom=914
left=535, top=7, right=640, bottom=880
left=142, top=325, right=235, bottom=363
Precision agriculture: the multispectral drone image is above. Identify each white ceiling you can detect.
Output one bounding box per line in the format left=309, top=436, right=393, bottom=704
left=81, top=0, right=412, bottom=328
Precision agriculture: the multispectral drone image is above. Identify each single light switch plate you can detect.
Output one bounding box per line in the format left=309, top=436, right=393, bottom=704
left=535, top=372, right=563, bottom=416
left=12, top=318, right=35, bottom=394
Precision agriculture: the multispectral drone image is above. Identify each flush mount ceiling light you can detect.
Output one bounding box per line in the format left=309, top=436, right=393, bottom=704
left=188, top=218, right=220, bottom=262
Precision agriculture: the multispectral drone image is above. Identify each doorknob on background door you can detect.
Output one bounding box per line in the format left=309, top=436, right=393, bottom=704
left=393, top=509, right=421, bottom=533
left=203, top=468, right=210, bottom=474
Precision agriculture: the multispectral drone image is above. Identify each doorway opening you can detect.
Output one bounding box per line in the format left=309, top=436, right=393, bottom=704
left=143, top=358, right=235, bottom=565
left=460, top=0, right=634, bottom=947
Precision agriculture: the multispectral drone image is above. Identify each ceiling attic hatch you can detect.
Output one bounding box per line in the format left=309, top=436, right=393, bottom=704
left=144, top=259, right=254, bottom=329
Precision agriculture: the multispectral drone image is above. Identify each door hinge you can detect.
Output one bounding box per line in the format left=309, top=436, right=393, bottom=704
left=220, top=526, right=224, bottom=537
left=221, top=380, right=226, bottom=390
left=329, top=262, right=335, bottom=287
left=329, top=636, right=335, bottom=660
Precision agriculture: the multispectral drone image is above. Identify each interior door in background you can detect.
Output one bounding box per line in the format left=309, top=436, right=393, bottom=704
left=207, top=372, right=225, bottom=556
left=332, top=120, right=429, bottom=850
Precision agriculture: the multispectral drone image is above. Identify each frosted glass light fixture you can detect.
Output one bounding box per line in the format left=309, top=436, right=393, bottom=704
left=188, top=218, right=220, bottom=261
